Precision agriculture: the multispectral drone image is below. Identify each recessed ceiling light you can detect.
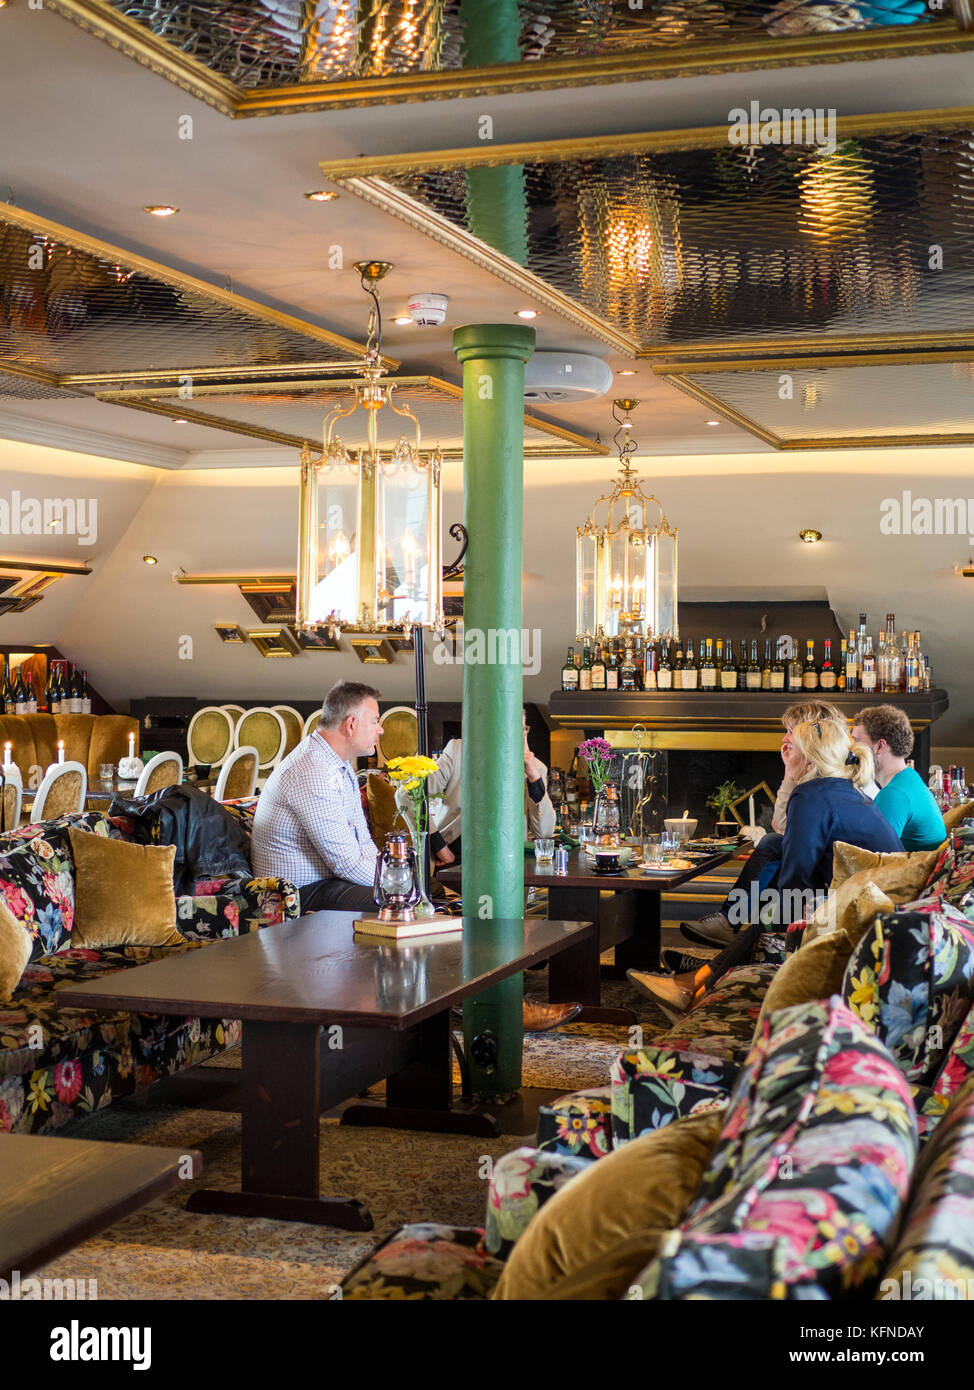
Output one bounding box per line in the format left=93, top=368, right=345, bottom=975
left=618, top=369, right=636, bottom=376
left=304, top=190, right=339, bottom=202
left=392, top=316, right=412, bottom=326
left=798, top=529, right=823, bottom=544
left=173, top=418, right=188, bottom=424
left=516, top=309, right=538, bottom=319
left=706, top=419, right=720, bottom=427
left=144, top=205, right=179, bottom=217
left=142, top=555, right=159, bottom=565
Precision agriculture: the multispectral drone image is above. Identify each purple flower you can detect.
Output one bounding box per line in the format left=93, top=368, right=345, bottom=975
left=579, top=738, right=614, bottom=764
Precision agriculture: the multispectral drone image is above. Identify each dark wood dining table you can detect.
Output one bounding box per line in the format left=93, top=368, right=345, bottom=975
left=437, top=844, right=741, bottom=1026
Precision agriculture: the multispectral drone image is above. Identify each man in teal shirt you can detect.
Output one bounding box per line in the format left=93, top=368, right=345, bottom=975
left=852, top=706, right=946, bottom=851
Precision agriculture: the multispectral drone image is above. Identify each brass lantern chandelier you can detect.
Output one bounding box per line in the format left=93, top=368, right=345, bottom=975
left=296, top=260, right=443, bottom=637
left=576, top=399, right=678, bottom=642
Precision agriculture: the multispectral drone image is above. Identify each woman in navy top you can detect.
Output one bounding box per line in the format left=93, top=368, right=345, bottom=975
left=628, top=718, right=903, bottom=1023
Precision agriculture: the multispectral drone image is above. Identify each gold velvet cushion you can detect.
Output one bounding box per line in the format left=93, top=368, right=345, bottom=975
left=944, top=800, right=974, bottom=833
left=67, top=829, right=183, bottom=949
left=365, top=773, right=407, bottom=849
left=491, top=1111, right=724, bottom=1301
left=801, top=841, right=941, bottom=946
left=0, top=897, right=31, bottom=1002
left=758, top=880, right=894, bottom=1024
left=188, top=709, right=234, bottom=766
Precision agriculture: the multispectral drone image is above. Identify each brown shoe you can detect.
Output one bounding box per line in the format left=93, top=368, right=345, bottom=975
left=522, top=998, right=583, bottom=1033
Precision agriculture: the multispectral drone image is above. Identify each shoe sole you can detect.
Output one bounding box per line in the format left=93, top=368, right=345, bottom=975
left=625, top=971, right=688, bottom=1027
left=662, top=952, right=707, bottom=976
left=679, top=921, right=737, bottom=948
left=523, top=1002, right=583, bottom=1034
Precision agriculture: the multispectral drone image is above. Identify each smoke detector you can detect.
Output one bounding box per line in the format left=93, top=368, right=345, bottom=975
left=524, top=352, right=614, bottom=403
left=407, top=293, right=449, bottom=326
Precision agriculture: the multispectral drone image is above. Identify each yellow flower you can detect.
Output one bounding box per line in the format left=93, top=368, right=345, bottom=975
left=387, top=755, right=438, bottom=782
left=846, top=970, right=876, bottom=1010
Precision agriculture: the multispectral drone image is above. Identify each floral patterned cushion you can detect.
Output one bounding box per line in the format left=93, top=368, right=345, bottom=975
left=628, top=996, right=917, bottom=1300
left=921, top=825, right=974, bottom=918
left=342, top=1224, right=504, bottom=1301
left=485, top=1147, right=592, bottom=1259
left=536, top=1087, right=613, bottom=1159
left=843, top=903, right=974, bottom=1086
left=611, top=1045, right=737, bottom=1144
left=929, top=998, right=974, bottom=1110
left=879, top=1075, right=974, bottom=1299
left=0, top=813, right=117, bottom=960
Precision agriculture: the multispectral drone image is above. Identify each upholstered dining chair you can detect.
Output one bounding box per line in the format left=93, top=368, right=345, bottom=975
left=186, top=706, right=236, bottom=771
left=31, top=761, right=87, bottom=822
left=221, top=704, right=245, bottom=726
left=0, top=764, right=23, bottom=832
left=213, top=746, right=259, bottom=801
left=134, top=751, right=184, bottom=797
left=233, top=707, right=287, bottom=782
left=272, top=705, right=304, bottom=759
left=376, top=706, right=418, bottom=767
left=303, top=710, right=320, bottom=739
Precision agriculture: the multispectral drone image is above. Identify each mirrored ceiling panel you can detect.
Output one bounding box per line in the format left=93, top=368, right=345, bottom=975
left=97, top=377, right=610, bottom=456
left=375, top=128, right=974, bottom=350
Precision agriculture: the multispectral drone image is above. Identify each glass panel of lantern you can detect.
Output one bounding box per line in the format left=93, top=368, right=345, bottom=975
left=307, top=448, right=361, bottom=626
left=374, top=445, right=442, bottom=627
left=575, top=526, right=598, bottom=640
left=654, top=525, right=679, bottom=640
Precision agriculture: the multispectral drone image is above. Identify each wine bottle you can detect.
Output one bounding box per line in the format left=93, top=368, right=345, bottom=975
left=0, top=661, right=11, bottom=715
left=562, top=647, right=579, bottom=692
left=720, top=637, right=737, bottom=691
left=770, top=641, right=785, bottom=691
left=860, top=636, right=877, bottom=693
left=25, top=673, right=37, bottom=715
left=656, top=640, right=672, bottom=690
left=700, top=638, right=716, bottom=691
left=745, top=638, right=762, bottom=691
left=845, top=629, right=858, bottom=694
left=761, top=638, right=772, bottom=691
left=819, top=639, right=836, bottom=691
left=672, top=639, right=684, bottom=691
left=879, top=614, right=900, bottom=694
left=736, top=639, right=747, bottom=691
left=682, top=639, right=699, bottom=692
left=80, top=669, right=92, bottom=714
left=787, top=644, right=803, bottom=693
left=13, top=668, right=27, bottom=716
left=591, top=642, right=606, bottom=692
left=837, top=639, right=846, bottom=692
left=605, top=641, right=619, bottom=692
left=641, top=638, right=656, bottom=692
left=579, top=643, right=592, bottom=693
left=620, top=644, right=637, bottom=692
left=802, top=639, right=819, bottom=690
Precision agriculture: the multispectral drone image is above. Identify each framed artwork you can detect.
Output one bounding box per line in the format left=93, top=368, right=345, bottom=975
left=238, top=582, right=296, bottom=624
left=292, top=625, right=340, bottom=652
left=11, top=596, right=42, bottom=614
left=0, top=597, right=21, bottom=617
left=247, top=627, right=299, bottom=658
left=442, top=579, right=463, bottom=625
left=214, top=623, right=247, bottom=644
left=8, top=573, right=62, bottom=599
left=349, top=637, right=395, bottom=665
left=729, top=782, right=777, bottom=827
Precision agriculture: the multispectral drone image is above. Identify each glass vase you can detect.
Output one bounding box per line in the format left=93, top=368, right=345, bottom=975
left=409, top=827, right=437, bottom=919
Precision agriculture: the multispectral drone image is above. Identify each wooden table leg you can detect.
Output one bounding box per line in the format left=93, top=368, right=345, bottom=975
left=609, top=890, right=661, bottom=975
left=546, top=887, right=636, bottom=1025
left=340, top=1011, right=500, bottom=1137
left=186, top=1020, right=373, bottom=1230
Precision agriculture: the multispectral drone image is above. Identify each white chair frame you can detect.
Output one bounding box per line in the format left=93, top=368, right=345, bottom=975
left=303, top=710, right=320, bottom=739
left=272, top=704, right=304, bottom=757
left=213, top=745, right=259, bottom=801
left=233, top=707, right=288, bottom=775
left=186, top=706, right=236, bottom=769
left=134, top=751, right=184, bottom=797
left=221, top=704, right=245, bottom=723
left=0, top=764, right=23, bottom=833
left=32, top=760, right=88, bottom=822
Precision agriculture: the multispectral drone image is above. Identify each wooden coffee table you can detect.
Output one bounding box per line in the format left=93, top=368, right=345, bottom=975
left=57, top=911, right=593, bottom=1230
left=438, top=846, right=740, bottom=1025
left=0, top=1133, right=201, bottom=1281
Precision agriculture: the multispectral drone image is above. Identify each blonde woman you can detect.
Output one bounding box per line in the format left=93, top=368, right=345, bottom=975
left=631, top=718, right=904, bottom=1023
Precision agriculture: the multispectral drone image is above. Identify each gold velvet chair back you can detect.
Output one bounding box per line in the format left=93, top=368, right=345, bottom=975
left=213, top=746, right=259, bottom=801
left=272, top=705, right=304, bottom=758
left=376, top=707, right=418, bottom=766
left=221, top=704, right=245, bottom=727
left=31, top=761, right=87, bottom=822
left=0, top=764, right=23, bottom=833
left=135, top=751, right=184, bottom=797
left=303, top=710, right=320, bottom=740
left=234, top=708, right=287, bottom=776
left=186, top=707, right=235, bottom=769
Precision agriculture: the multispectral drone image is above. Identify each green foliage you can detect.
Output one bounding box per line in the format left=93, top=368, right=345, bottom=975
left=706, top=779, right=744, bottom=818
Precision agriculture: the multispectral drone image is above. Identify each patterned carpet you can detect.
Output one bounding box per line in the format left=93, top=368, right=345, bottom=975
left=32, top=878, right=736, bottom=1300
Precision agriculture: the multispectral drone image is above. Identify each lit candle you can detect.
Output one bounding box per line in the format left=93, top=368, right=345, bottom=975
left=749, top=795, right=756, bottom=828
left=2, top=742, right=11, bottom=769
left=57, top=740, right=65, bottom=764
left=128, top=732, right=135, bottom=759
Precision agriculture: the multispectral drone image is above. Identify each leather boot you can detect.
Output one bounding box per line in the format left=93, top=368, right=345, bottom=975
left=522, top=998, right=583, bottom=1033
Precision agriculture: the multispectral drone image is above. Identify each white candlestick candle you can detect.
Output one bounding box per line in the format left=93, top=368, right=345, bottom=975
left=128, top=733, right=135, bottom=758
left=2, top=742, right=11, bottom=769
left=57, top=741, right=65, bottom=763
left=749, top=795, right=756, bottom=827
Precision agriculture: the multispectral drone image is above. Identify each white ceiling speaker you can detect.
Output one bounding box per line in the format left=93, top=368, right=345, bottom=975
left=407, top=292, right=449, bottom=326
left=523, top=352, right=614, bottom=403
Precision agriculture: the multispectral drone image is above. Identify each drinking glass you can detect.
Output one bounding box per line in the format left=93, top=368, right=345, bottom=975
left=534, top=838, right=555, bottom=866
left=661, top=831, right=678, bottom=855
left=645, top=833, right=662, bottom=863
left=99, top=763, right=114, bottom=783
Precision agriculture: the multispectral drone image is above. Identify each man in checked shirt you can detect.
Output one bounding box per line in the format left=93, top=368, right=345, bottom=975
left=252, top=680, right=384, bottom=911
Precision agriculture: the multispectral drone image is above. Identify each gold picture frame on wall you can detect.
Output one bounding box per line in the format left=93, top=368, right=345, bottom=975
left=214, top=623, right=247, bottom=644
left=729, top=782, right=777, bottom=827
left=349, top=637, right=395, bottom=665
left=247, top=627, right=299, bottom=658
left=292, top=625, right=340, bottom=652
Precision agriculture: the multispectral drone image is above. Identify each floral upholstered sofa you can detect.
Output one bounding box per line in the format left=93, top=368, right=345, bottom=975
left=0, top=803, right=297, bottom=1134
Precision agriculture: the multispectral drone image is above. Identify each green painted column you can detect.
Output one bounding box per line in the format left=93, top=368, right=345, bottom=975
left=453, top=322, right=535, bottom=1100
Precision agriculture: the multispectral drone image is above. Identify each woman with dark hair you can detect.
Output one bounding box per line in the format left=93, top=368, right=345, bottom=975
left=629, top=717, right=904, bottom=1024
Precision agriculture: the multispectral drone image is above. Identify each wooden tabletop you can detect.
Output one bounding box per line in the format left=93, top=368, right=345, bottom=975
left=56, top=912, right=595, bottom=1030
left=0, top=1133, right=201, bottom=1281
left=438, top=846, right=739, bottom=893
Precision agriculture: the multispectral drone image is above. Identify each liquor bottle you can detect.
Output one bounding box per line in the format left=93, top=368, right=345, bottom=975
left=879, top=614, right=901, bottom=694
left=672, top=639, right=684, bottom=691
left=837, top=639, right=846, bottom=692
left=761, top=638, right=772, bottom=690
left=905, top=635, right=919, bottom=694
left=656, top=639, right=672, bottom=690
left=733, top=638, right=745, bottom=691
left=80, top=670, right=92, bottom=715
left=562, top=647, right=579, bottom=692
left=720, top=637, right=737, bottom=691
left=745, top=638, right=762, bottom=691
left=770, top=641, right=785, bottom=691
left=899, top=631, right=909, bottom=693
left=819, top=639, right=837, bottom=691
left=1, top=661, right=11, bottom=715
left=786, top=643, right=803, bottom=692
left=858, top=612, right=868, bottom=659
left=13, top=669, right=27, bottom=716
left=802, top=639, right=819, bottom=690
left=579, top=644, right=592, bottom=693
left=715, top=638, right=725, bottom=688
left=700, top=638, right=716, bottom=691
left=24, top=673, right=37, bottom=715
left=620, top=644, right=638, bottom=692
left=605, top=641, right=619, bottom=692
left=845, top=629, right=859, bottom=695
left=860, top=636, right=877, bottom=693
left=950, top=767, right=967, bottom=808
left=591, top=642, right=606, bottom=692
left=682, top=639, right=699, bottom=691
left=641, top=638, right=656, bottom=692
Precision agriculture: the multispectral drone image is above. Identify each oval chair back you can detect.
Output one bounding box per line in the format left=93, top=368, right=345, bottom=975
left=234, top=707, right=287, bottom=778
left=0, top=764, right=23, bottom=834
left=272, top=705, right=304, bottom=759
left=186, top=707, right=235, bottom=770
left=213, top=746, right=259, bottom=801
left=135, top=751, right=184, bottom=797
left=376, top=706, right=418, bottom=767
left=31, top=761, right=87, bottom=822
left=303, top=710, right=320, bottom=740
left=221, top=704, right=245, bottom=726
